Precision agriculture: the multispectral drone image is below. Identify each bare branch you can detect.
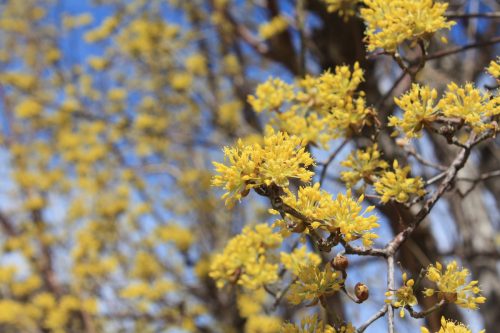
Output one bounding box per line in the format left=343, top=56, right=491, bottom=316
left=387, top=256, right=395, bottom=333
left=426, top=36, right=500, bottom=61
left=319, top=139, right=349, bottom=186
left=357, top=304, right=388, bottom=332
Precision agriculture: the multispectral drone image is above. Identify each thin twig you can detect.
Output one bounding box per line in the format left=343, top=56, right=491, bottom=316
left=406, top=300, right=446, bottom=318
left=272, top=277, right=298, bottom=310
left=357, top=304, right=388, bottom=332
left=457, top=169, right=500, bottom=197
left=404, top=145, right=447, bottom=171
left=387, top=256, right=395, bottom=333
left=296, top=0, right=306, bottom=77
left=375, top=71, right=407, bottom=110
left=426, top=36, right=500, bottom=60
left=445, top=12, right=500, bottom=19
left=319, top=139, right=349, bottom=186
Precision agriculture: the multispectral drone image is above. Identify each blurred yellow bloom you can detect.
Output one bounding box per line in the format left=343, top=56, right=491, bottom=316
left=209, top=224, right=282, bottom=289
left=360, top=0, right=454, bottom=52
left=258, top=16, right=289, bottom=40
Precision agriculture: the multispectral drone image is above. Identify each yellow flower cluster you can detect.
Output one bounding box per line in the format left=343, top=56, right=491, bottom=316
left=360, top=0, right=455, bottom=52
left=281, top=184, right=379, bottom=246
left=209, top=224, right=282, bottom=289
left=282, top=314, right=355, bottom=333
left=62, top=13, right=93, bottom=29
left=391, top=82, right=499, bottom=136
left=270, top=107, right=333, bottom=148
left=340, top=144, right=389, bottom=188
left=237, top=289, right=267, bottom=318
left=259, top=15, right=289, bottom=40
left=288, top=263, right=343, bottom=305
left=424, top=261, right=486, bottom=309
left=155, top=224, right=194, bottom=252
left=438, top=82, right=499, bottom=133
left=327, top=191, right=379, bottom=246
left=298, top=63, right=370, bottom=138
left=280, top=246, right=321, bottom=276
left=0, top=293, right=98, bottom=332
left=120, top=279, right=175, bottom=301
left=245, top=315, right=282, bottom=333
left=375, top=160, right=425, bottom=203
left=247, top=63, right=372, bottom=148
left=84, top=16, right=118, bottom=43
left=421, top=317, right=485, bottom=333
left=131, top=251, right=163, bottom=279
left=212, top=131, right=314, bottom=208
left=15, top=99, right=43, bottom=119
left=323, top=0, right=360, bottom=19
left=248, top=78, right=294, bottom=113
left=487, top=57, right=500, bottom=79
left=390, top=84, right=440, bottom=138
left=185, top=53, right=207, bottom=76
left=385, top=272, right=418, bottom=318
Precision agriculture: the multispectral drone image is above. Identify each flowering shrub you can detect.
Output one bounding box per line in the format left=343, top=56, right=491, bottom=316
left=0, top=0, right=497, bottom=332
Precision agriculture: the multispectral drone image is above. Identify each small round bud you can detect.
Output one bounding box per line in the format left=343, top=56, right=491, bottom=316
left=355, top=282, right=369, bottom=302
left=331, top=255, right=349, bottom=271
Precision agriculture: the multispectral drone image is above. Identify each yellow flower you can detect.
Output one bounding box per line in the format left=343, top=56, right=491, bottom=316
left=420, top=316, right=485, bottom=333
left=298, top=64, right=370, bottom=138
left=424, top=261, right=486, bottom=310
left=282, top=314, right=354, bottom=333
left=248, top=78, right=294, bottom=113
left=212, top=131, right=314, bottom=208
left=280, top=246, right=321, bottom=276
left=327, top=190, right=379, bottom=246
left=390, top=84, right=440, bottom=138
left=258, top=15, right=289, bottom=40
left=249, top=63, right=370, bottom=146
left=156, top=224, right=194, bottom=251
left=271, top=106, right=332, bottom=149
left=245, top=314, right=281, bottom=333
left=282, top=185, right=379, bottom=246
left=185, top=53, right=207, bottom=76
left=0, top=299, right=24, bottom=323
left=385, top=272, right=418, bottom=318
left=360, top=0, right=455, bottom=52
left=486, top=57, right=500, bottom=79
left=209, top=224, right=282, bottom=290
left=237, top=289, right=266, bottom=318
left=438, top=82, right=499, bottom=133
left=282, top=183, right=334, bottom=225
left=340, top=144, right=389, bottom=187
left=375, top=160, right=426, bottom=203
left=288, top=263, right=342, bottom=305
left=15, top=99, right=43, bottom=118
left=323, top=0, right=360, bottom=20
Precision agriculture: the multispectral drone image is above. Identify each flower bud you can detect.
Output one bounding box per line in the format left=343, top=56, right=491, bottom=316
left=331, top=255, right=349, bottom=271
left=355, top=282, right=369, bottom=302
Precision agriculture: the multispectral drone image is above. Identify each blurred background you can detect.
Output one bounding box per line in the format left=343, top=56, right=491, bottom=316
left=0, top=0, right=498, bottom=332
